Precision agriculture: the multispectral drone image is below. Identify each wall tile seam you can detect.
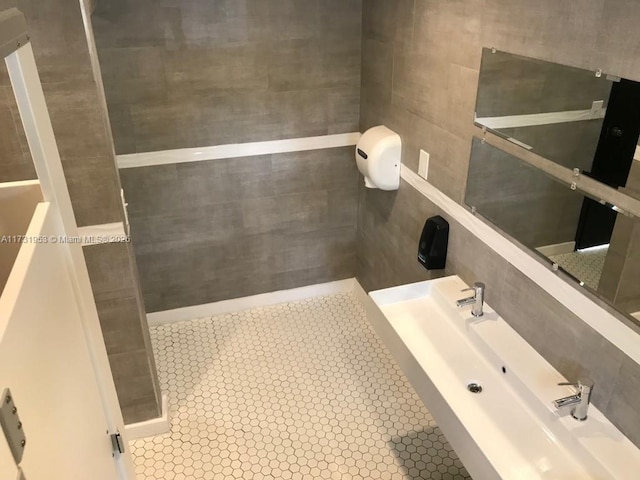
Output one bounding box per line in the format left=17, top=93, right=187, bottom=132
left=389, top=94, right=473, bottom=141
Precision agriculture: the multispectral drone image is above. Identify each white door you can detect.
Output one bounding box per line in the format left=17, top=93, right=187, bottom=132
left=0, top=203, right=122, bottom=479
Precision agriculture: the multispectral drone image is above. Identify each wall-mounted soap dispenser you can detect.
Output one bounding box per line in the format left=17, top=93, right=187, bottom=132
left=355, top=125, right=401, bottom=190
left=418, top=215, right=449, bottom=270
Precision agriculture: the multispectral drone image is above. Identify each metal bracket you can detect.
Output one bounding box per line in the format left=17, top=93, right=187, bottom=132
left=0, top=389, right=26, bottom=465
left=110, top=432, right=125, bottom=456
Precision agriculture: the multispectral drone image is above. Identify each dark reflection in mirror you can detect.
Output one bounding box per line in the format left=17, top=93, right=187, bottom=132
left=466, top=139, right=640, bottom=321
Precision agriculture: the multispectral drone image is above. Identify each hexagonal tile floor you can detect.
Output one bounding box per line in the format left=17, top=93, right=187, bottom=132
left=548, top=247, right=607, bottom=290
left=130, top=292, right=471, bottom=479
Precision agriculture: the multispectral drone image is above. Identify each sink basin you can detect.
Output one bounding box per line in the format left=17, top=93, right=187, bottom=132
left=366, top=275, right=640, bottom=479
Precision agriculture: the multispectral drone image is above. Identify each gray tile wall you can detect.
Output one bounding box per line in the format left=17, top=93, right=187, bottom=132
left=84, top=242, right=161, bottom=423
left=91, top=0, right=362, bottom=154
left=96, top=1, right=363, bottom=312
left=0, top=75, right=35, bottom=181
left=120, top=147, right=359, bottom=313
left=358, top=0, right=640, bottom=447
left=0, top=6, right=121, bottom=226
left=0, top=0, right=160, bottom=424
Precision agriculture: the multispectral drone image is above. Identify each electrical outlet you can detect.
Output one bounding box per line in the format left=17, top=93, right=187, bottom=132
left=418, top=149, right=430, bottom=179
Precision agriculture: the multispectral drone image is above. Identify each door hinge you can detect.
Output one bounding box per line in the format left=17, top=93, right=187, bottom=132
left=0, top=388, right=26, bottom=465
left=110, top=432, right=125, bottom=455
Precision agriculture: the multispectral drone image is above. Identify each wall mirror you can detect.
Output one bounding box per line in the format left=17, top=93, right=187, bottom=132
left=465, top=138, right=640, bottom=325
left=475, top=48, right=640, bottom=199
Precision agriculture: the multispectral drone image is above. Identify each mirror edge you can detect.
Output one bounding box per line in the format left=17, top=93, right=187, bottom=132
left=475, top=127, right=640, bottom=218
left=461, top=191, right=640, bottom=334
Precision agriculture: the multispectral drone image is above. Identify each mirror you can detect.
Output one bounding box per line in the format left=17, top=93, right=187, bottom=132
left=475, top=48, right=640, bottom=195
left=466, top=138, right=640, bottom=323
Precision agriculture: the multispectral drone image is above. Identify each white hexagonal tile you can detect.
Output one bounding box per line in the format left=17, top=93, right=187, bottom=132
left=130, top=293, right=470, bottom=479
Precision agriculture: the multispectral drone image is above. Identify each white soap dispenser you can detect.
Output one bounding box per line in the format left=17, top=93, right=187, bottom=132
left=355, top=125, right=402, bottom=190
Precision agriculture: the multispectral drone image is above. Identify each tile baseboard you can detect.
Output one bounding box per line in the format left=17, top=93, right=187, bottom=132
left=536, top=241, right=576, bottom=256
left=147, top=278, right=357, bottom=326
left=124, top=394, right=170, bottom=440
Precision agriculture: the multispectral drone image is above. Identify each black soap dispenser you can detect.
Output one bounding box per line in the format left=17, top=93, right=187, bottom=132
left=417, top=215, right=449, bottom=270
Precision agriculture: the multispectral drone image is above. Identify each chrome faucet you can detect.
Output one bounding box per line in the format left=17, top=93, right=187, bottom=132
left=456, top=282, right=485, bottom=317
left=553, top=378, right=594, bottom=421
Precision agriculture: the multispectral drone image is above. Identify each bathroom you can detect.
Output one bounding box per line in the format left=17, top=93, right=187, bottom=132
left=0, top=0, right=639, bottom=479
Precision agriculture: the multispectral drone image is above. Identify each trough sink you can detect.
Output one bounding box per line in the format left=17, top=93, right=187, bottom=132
left=367, top=275, right=640, bottom=479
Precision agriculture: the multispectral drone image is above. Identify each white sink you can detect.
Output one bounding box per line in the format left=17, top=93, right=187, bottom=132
left=367, top=275, right=640, bottom=480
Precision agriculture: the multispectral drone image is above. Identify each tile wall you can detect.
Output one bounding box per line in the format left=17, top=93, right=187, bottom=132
left=0, top=0, right=160, bottom=423
left=357, top=0, right=640, bottom=447
left=93, top=1, right=363, bottom=311
left=120, top=147, right=358, bottom=313
left=91, top=0, right=362, bottom=154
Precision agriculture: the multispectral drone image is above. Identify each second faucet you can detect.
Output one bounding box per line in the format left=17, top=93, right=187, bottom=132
left=456, top=282, right=485, bottom=317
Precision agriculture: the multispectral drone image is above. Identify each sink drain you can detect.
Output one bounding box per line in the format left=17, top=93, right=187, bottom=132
left=467, top=382, right=483, bottom=394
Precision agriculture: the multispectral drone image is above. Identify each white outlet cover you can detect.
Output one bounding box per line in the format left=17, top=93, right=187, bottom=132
left=418, top=149, right=430, bottom=179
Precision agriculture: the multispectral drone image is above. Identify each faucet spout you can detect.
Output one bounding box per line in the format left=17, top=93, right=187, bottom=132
left=553, top=378, right=594, bottom=421
left=456, top=282, right=485, bottom=317
left=456, top=296, right=476, bottom=307
left=553, top=394, right=581, bottom=409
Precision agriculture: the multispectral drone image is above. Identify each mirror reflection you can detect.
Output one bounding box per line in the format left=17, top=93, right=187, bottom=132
left=466, top=138, right=640, bottom=322
left=475, top=48, right=640, bottom=200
